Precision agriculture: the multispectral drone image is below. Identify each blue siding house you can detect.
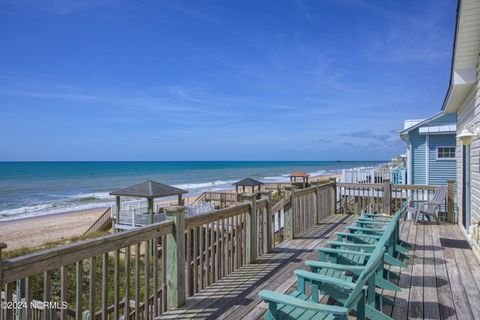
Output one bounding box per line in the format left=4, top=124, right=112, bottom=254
left=400, top=112, right=456, bottom=185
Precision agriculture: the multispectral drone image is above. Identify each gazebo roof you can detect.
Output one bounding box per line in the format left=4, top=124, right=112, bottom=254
left=232, top=177, right=264, bottom=187
left=289, top=171, right=310, bottom=178
left=110, top=180, right=187, bottom=198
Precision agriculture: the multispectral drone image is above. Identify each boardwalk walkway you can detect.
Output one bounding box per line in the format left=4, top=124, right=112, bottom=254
left=158, top=215, right=480, bottom=320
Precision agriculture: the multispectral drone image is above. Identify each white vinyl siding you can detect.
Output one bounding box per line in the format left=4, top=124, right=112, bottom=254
left=456, top=90, right=479, bottom=228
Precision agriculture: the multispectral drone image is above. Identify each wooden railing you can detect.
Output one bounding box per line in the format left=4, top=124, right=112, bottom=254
left=0, top=221, right=174, bottom=320
left=262, top=183, right=290, bottom=191
left=192, top=191, right=238, bottom=204
left=83, top=207, right=112, bottom=236
left=184, top=203, right=250, bottom=297
left=336, top=180, right=456, bottom=222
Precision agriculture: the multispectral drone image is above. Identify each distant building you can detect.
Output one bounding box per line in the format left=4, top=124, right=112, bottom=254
left=400, top=112, right=457, bottom=185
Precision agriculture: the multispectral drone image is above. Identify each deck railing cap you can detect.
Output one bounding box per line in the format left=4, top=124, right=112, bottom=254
left=165, top=205, right=187, bottom=213
left=242, top=192, right=256, bottom=199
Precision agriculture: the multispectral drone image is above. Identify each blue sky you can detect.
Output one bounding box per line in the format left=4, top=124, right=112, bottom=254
left=0, top=0, right=456, bottom=161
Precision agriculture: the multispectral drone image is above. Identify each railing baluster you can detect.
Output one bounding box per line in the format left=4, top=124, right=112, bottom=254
left=153, top=237, right=159, bottom=316
left=186, top=228, right=192, bottom=296
left=214, top=222, right=219, bottom=283
left=124, top=245, right=131, bottom=318
left=161, top=235, right=167, bottom=313
left=43, top=271, right=51, bottom=320
left=5, top=283, right=13, bottom=320
left=193, top=228, right=198, bottom=294
left=210, top=222, right=215, bottom=284
left=135, top=243, right=140, bottom=320
left=199, top=225, right=204, bottom=290
left=25, top=276, right=32, bottom=320
left=114, top=249, right=120, bottom=320
left=102, top=253, right=108, bottom=320
left=75, top=261, right=82, bottom=320
left=144, top=240, right=150, bottom=320
left=60, top=267, right=67, bottom=320
left=89, top=257, right=96, bottom=320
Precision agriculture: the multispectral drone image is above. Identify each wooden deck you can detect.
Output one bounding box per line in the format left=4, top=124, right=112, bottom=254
left=158, top=215, right=480, bottom=320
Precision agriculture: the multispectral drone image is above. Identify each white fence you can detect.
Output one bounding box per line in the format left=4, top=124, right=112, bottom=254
left=340, top=166, right=406, bottom=185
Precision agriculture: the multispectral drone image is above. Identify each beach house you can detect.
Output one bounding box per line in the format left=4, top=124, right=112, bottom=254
left=441, top=0, right=480, bottom=256
left=400, top=112, right=457, bottom=185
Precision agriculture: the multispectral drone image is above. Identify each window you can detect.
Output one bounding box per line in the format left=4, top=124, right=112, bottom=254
left=437, top=147, right=455, bottom=159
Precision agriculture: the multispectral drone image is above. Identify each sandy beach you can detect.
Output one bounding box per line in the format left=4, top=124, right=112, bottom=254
left=0, top=207, right=109, bottom=251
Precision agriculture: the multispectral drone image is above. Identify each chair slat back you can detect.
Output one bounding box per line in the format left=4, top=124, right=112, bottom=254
left=425, top=187, right=447, bottom=213
left=344, top=246, right=385, bottom=308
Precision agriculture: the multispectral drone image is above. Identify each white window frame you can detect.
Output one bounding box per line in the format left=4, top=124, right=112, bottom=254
left=436, top=146, right=456, bottom=160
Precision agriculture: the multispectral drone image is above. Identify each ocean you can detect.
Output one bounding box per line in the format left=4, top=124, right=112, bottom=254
left=0, top=161, right=383, bottom=220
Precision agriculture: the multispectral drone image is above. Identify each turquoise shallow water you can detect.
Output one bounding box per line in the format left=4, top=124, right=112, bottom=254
left=0, top=161, right=383, bottom=220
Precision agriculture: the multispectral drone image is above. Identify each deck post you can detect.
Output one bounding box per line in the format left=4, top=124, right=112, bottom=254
left=329, top=178, right=337, bottom=214
left=115, top=196, right=120, bottom=231
left=260, top=191, right=273, bottom=253
left=284, top=187, right=294, bottom=240
left=243, top=193, right=257, bottom=263
left=313, top=186, right=319, bottom=224
left=383, top=179, right=392, bottom=215
left=447, top=180, right=455, bottom=223
left=165, top=205, right=186, bottom=309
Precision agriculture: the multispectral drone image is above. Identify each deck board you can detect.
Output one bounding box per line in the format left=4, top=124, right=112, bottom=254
left=157, top=218, right=480, bottom=320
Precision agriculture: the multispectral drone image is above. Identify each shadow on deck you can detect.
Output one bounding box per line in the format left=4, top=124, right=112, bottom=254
left=158, top=215, right=480, bottom=320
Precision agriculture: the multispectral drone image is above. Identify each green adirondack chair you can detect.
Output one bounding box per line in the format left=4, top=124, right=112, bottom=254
left=307, top=204, right=408, bottom=297
left=305, top=220, right=402, bottom=303
left=259, top=246, right=391, bottom=320
left=336, top=201, right=409, bottom=260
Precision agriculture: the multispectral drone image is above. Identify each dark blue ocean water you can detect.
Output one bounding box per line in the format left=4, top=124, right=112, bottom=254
left=0, top=161, right=383, bottom=220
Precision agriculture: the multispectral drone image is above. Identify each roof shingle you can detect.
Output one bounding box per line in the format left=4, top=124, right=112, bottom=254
left=110, top=180, right=187, bottom=198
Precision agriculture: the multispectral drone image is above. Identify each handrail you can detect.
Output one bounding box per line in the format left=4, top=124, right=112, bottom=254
left=292, top=186, right=317, bottom=198
left=83, top=207, right=112, bottom=235
left=271, top=199, right=285, bottom=214
left=185, top=203, right=250, bottom=229
left=192, top=192, right=207, bottom=204
left=391, top=184, right=440, bottom=191
left=337, top=182, right=384, bottom=188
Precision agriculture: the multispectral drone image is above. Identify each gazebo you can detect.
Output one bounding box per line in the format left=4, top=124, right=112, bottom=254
left=289, top=172, right=310, bottom=189
left=232, top=177, right=264, bottom=196
left=110, top=180, right=187, bottom=227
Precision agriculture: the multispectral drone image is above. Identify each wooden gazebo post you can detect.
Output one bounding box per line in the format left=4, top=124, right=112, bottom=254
left=147, top=197, right=154, bottom=224
left=115, top=195, right=121, bottom=231
left=178, top=194, right=183, bottom=205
